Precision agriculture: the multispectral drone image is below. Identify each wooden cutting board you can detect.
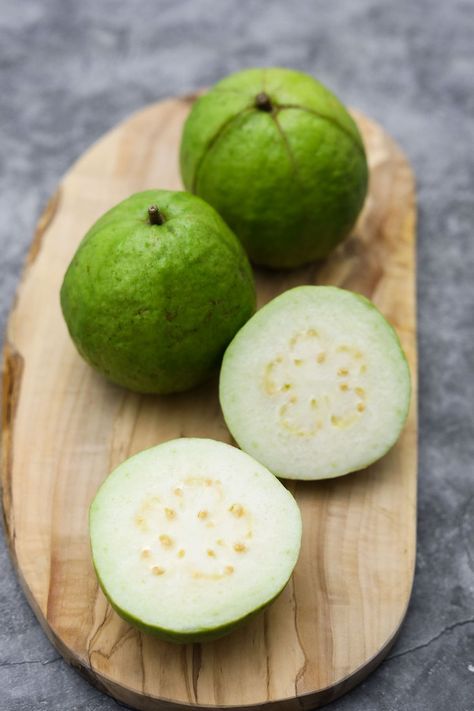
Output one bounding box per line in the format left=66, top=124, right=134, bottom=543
left=1, top=95, right=417, bottom=710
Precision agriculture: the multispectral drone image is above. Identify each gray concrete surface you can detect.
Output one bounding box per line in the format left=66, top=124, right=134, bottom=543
left=1, top=1, right=473, bottom=709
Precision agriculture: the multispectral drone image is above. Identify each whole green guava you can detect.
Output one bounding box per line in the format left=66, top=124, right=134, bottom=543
left=60, top=190, right=256, bottom=394
left=180, top=67, right=369, bottom=268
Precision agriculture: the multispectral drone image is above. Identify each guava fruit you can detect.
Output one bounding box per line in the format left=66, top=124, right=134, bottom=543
left=219, top=286, right=411, bottom=480
left=89, top=438, right=302, bottom=643
left=180, top=67, right=368, bottom=268
left=60, top=190, right=256, bottom=394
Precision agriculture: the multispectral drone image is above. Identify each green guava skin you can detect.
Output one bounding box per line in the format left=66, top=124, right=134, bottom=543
left=180, top=67, right=369, bottom=268
left=60, top=190, right=256, bottom=394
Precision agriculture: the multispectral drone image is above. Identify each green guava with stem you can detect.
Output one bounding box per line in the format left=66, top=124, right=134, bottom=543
left=89, top=438, right=302, bottom=643
left=180, top=67, right=369, bottom=268
left=60, top=190, right=256, bottom=394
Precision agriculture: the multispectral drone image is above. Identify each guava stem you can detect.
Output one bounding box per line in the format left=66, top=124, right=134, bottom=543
left=148, top=205, right=165, bottom=225
left=255, top=92, right=273, bottom=112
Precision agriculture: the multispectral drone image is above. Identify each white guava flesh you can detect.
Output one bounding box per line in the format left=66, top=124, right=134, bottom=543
left=220, top=286, right=411, bottom=480
left=89, top=438, right=302, bottom=642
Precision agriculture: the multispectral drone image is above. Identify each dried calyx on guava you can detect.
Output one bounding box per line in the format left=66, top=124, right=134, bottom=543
left=180, top=67, right=368, bottom=268
left=219, top=286, right=411, bottom=480
left=89, top=438, right=302, bottom=643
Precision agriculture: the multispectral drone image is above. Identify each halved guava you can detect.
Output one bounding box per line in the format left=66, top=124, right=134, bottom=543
left=89, top=438, right=302, bottom=643
left=219, top=286, right=411, bottom=480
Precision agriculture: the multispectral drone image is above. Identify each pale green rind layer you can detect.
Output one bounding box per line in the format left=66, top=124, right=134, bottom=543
left=60, top=190, right=256, bottom=393
left=219, top=286, right=411, bottom=480
left=180, top=67, right=368, bottom=268
left=92, top=562, right=287, bottom=644
left=89, top=438, right=302, bottom=643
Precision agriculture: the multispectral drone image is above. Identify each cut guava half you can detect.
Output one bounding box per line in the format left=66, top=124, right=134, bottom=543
left=219, top=286, right=411, bottom=480
left=89, top=438, right=302, bottom=643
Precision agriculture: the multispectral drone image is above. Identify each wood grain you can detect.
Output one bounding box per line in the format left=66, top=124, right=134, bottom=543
left=1, top=96, right=417, bottom=710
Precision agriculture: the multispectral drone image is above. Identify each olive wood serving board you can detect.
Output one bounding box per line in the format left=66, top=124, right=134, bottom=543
left=2, top=95, right=417, bottom=710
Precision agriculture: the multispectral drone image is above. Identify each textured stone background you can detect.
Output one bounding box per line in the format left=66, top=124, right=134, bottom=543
left=1, top=1, right=473, bottom=709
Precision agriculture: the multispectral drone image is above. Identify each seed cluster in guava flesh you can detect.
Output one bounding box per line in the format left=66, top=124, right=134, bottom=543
left=89, top=439, right=302, bottom=643
left=135, top=479, right=252, bottom=581
left=219, top=286, right=411, bottom=480
left=180, top=67, right=369, bottom=268
left=264, top=330, right=368, bottom=435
